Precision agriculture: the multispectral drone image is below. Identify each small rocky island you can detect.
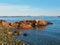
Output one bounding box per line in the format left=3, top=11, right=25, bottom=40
left=0, top=20, right=53, bottom=29
left=0, top=20, right=53, bottom=45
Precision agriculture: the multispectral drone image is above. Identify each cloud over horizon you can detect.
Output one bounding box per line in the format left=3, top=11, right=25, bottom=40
left=0, top=3, right=60, bottom=16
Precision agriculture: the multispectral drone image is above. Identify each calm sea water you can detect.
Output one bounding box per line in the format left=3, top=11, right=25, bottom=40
left=0, top=16, right=60, bottom=45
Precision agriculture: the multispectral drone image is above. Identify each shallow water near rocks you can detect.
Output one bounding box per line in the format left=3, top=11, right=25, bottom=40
left=0, top=16, right=60, bottom=45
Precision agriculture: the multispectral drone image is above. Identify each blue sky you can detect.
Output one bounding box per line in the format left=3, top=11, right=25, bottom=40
left=0, top=0, right=60, bottom=16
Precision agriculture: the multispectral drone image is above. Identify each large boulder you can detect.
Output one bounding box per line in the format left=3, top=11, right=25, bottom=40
left=14, top=30, right=22, bottom=36
left=0, top=20, right=10, bottom=28
left=35, top=20, right=53, bottom=26
left=19, top=20, right=32, bottom=29
left=9, top=22, right=19, bottom=28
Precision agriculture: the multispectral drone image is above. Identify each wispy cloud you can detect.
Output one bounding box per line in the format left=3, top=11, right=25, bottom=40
left=0, top=3, right=60, bottom=16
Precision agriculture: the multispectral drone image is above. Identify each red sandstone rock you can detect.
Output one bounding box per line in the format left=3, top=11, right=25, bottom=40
left=35, top=20, right=48, bottom=26
left=0, top=20, right=10, bottom=28
left=0, top=20, right=53, bottom=29
left=20, top=21, right=32, bottom=29
left=9, top=22, right=19, bottom=28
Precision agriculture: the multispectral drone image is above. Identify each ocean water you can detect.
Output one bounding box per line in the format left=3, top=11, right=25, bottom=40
left=0, top=16, right=60, bottom=45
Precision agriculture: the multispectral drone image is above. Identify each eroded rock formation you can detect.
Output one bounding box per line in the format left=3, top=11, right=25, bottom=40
left=0, top=20, right=53, bottom=29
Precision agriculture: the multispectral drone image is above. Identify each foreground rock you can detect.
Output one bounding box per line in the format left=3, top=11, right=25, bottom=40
left=14, top=30, right=22, bottom=36
left=0, top=27, right=32, bottom=45
left=0, top=28, right=20, bottom=45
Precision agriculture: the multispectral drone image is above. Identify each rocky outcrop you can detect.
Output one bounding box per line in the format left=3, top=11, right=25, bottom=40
left=0, top=20, right=11, bottom=28
left=0, top=20, right=53, bottom=29
left=19, top=20, right=32, bottom=29
left=19, top=20, right=53, bottom=28
left=35, top=20, right=53, bottom=26
left=9, top=22, right=19, bottom=28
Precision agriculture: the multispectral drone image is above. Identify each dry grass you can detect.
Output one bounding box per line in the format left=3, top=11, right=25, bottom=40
left=0, top=27, right=31, bottom=45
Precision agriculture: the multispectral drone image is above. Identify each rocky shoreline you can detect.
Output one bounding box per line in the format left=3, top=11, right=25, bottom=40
left=0, top=20, right=53, bottom=36
left=0, top=20, right=53, bottom=29
left=0, top=26, right=33, bottom=45
left=0, top=20, right=53, bottom=45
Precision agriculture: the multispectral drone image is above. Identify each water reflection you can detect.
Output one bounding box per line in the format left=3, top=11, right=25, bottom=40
left=14, top=26, right=47, bottom=36
left=8, top=25, right=47, bottom=37
left=20, top=25, right=47, bottom=30
left=35, top=26, right=47, bottom=30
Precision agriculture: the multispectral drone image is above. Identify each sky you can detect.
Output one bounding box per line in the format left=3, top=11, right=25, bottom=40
left=0, top=0, right=60, bottom=16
